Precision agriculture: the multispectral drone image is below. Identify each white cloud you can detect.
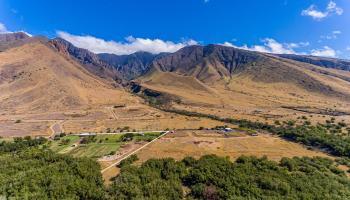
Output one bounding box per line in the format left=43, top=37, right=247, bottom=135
left=221, top=42, right=235, bottom=47
left=301, top=1, right=343, bottom=20
left=302, top=5, right=328, bottom=19
left=321, top=30, right=341, bottom=40
left=332, top=30, right=341, bottom=34
left=221, top=39, right=341, bottom=58
left=346, top=46, right=350, bottom=51
left=286, top=42, right=310, bottom=49
left=0, top=23, right=8, bottom=33
left=221, top=38, right=309, bottom=54
left=311, top=46, right=336, bottom=57
left=327, top=1, right=343, bottom=15
left=57, top=31, right=198, bottom=55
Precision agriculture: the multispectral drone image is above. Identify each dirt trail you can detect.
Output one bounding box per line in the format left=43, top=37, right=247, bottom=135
left=49, top=120, right=64, bottom=138
left=107, top=107, right=118, bottom=119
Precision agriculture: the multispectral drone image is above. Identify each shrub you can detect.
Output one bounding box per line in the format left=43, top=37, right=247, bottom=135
left=120, top=133, right=134, bottom=142
left=118, top=154, right=139, bottom=168
left=80, top=135, right=96, bottom=144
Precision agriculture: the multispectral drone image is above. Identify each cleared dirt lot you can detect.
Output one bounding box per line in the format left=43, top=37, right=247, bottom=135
left=0, top=120, right=51, bottom=137
left=135, top=130, right=331, bottom=162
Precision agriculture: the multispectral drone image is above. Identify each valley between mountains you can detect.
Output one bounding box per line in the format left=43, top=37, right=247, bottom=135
left=2, top=32, right=350, bottom=184
left=1, top=32, right=350, bottom=137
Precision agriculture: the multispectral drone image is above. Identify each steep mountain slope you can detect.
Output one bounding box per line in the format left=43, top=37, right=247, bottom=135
left=0, top=32, right=32, bottom=51
left=98, top=51, right=161, bottom=80
left=49, top=38, right=121, bottom=82
left=0, top=38, right=133, bottom=113
left=276, top=54, right=350, bottom=71
left=149, top=45, right=263, bottom=83
left=0, top=32, right=29, bottom=42
left=145, top=45, right=346, bottom=96
left=135, top=44, right=350, bottom=121
left=51, top=37, right=164, bottom=81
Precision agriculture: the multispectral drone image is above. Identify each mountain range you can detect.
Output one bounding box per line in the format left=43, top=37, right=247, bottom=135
left=1, top=32, right=350, bottom=135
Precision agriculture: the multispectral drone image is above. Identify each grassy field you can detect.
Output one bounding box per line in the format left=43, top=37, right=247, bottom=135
left=49, top=135, right=80, bottom=153
left=49, top=134, right=123, bottom=158
left=69, top=143, right=121, bottom=158
left=49, top=132, right=164, bottom=158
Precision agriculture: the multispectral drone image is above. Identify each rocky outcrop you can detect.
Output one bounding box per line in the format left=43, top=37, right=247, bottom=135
left=50, top=38, right=121, bottom=82
left=149, top=44, right=266, bottom=82
left=98, top=51, right=160, bottom=80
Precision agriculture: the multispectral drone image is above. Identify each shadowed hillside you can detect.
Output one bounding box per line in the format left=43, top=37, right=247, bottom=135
left=50, top=38, right=121, bottom=82
left=98, top=51, right=162, bottom=80
left=277, top=54, right=350, bottom=71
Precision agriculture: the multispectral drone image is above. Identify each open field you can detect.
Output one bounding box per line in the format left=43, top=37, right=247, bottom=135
left=49, top=134, right=123, bottom=158
left=0, top=120, right=51, bottom=137
left=69, top=143, right=121, bottom=158
left=49, top=135, right=81, bottom=153
left=101, top=129, right=332, bottom=183
left=135, top=130, right=331, bottom=162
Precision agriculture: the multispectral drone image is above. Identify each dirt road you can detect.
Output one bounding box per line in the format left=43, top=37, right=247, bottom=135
left=101, top=131, right=169, bottom=173
left=49, top=120, right=64, bottom=138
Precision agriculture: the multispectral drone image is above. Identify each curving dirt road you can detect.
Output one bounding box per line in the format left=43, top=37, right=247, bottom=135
left=49, top=120, right=64, bottom=138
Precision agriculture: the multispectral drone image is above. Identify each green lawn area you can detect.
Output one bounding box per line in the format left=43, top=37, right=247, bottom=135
left=134, top=132, right=163, bottom=142
left=68, top=134, right=126, bottom=158
left=49, top=135, right=80, bottom=153
left=48, top=132, right=165, bottom=158
left=94, top=134, right=123, bottom=143
left=68, top=143, right=121, bottom=158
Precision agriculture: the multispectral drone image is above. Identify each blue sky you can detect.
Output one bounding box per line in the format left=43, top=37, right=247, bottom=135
left=0, top=0, right=349, bottom=58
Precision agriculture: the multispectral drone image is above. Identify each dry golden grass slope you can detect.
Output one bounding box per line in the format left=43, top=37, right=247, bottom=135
left=0, top=39, right=136, bottom=114
left=137, top=45, right=350, bottom=123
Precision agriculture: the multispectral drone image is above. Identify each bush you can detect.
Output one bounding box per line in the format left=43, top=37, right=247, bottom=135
left=119, top=133, right=134, bottom=142
left=60, top=139, right=70, bottom=145
left=80, top=135, right=97, bottom=144
left=118, top=154, right=139, bottom=168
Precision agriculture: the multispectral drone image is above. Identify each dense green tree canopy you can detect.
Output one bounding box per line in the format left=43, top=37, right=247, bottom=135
left=0, top=139, right=105, bottom=200
left=108, top=155, right=350, bottom=200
